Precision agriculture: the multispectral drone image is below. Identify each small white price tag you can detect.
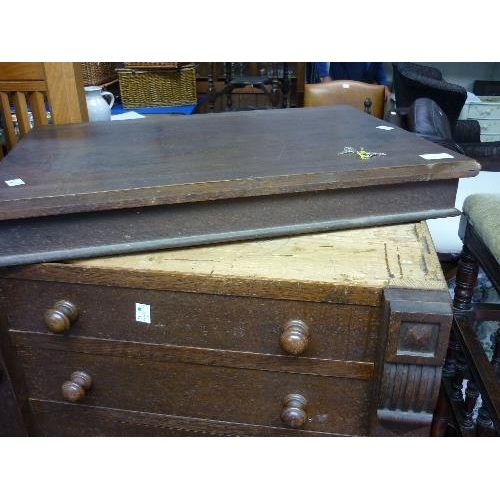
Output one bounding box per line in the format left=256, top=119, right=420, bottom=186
left=135, top=303, right=151, bottom=324
left=419, top=153, right=454, bottom=160
left=342, top=83, right=350, bottom=89
left=5, top=178, right=25, bottom=187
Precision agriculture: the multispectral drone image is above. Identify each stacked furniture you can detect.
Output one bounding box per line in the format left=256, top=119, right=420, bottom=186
left=0, top=105, right=481, bottom=436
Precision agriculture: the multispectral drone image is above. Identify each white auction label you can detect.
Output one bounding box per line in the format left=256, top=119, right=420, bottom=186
left=419, top=153, right=454, bottom=160
left=135, top=303, right=151, bottom=323
left=5, top=178, right=25, bottom=186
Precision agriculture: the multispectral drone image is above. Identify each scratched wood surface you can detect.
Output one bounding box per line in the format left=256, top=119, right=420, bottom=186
left=72, top=221, right=445, bottom=284
left=0, top=105, right=479, bottom=221
left=4, top=222, right=446, bottom=307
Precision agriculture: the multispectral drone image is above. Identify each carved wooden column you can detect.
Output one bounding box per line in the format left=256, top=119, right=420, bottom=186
left=370, top=288, right=453, bottom=436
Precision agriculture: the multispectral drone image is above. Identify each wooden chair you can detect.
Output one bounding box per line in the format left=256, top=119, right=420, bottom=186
left=0, top=62, right=88, bottom=158
left=432, top=193, right=500, bottom=436
left=207, top=62, right=291, bottom=112
left=304, top=80, right=385, bottom=118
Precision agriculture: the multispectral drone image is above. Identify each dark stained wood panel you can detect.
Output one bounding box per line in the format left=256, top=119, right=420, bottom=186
left=0, top=178, right=459, bottom=266
left=1, top=278, right=379, bottom=361
left=28, top=400, right=341, bottom=436
left=0, top=105, right=481, bottom=266
left=0, top=105, right=479, bottom=220
left=13, top=338, right=372, bottom=435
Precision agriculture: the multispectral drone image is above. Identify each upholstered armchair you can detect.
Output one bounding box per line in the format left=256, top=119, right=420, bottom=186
left=403, top=97, right=500, bottom=165
left=392, top=63, right=491, bottom=152
left=392, top=62, right=467, bottom=124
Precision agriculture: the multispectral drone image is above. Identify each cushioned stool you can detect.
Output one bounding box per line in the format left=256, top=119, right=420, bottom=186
left=432, top=193, right=500, bottom=436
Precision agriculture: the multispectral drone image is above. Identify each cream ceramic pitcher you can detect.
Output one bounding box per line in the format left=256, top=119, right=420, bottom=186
left=84, top=86, right=115, bottom=121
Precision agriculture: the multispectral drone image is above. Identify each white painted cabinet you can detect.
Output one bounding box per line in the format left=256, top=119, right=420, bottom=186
left=459, top=96, right=500, bottom=142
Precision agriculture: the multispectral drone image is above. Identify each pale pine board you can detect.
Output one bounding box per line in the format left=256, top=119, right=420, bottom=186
left=71, top=222, right=446, bottom=292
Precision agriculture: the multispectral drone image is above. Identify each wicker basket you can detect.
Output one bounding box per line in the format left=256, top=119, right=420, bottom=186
left=117, top=64, right=197, bottom=108
left=123, top=62, right=180, bottom=69
left=81, top=62, right=117, bottom=86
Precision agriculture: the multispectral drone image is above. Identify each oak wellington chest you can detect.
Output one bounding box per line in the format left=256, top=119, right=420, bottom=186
left=0, top=222, right=452, bottom=436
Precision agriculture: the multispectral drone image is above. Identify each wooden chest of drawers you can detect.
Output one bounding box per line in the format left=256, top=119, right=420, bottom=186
left=0, top=222, right=452, bottom=436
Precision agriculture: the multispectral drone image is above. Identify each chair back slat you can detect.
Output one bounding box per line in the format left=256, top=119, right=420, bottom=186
left=0, top=91, right=18, bottom=150
left=29, top=91, right=48, bottom=126
left=12, top=91, right=31, bottom=137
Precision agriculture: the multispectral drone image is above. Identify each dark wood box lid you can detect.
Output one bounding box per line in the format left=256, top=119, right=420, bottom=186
left=0, top=106, right=479, bottom=220
left=0, top=106, right=480, bottom=266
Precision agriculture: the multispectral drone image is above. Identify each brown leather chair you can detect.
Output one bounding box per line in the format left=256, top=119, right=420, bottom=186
left=304, top=80, right=385, bottom=118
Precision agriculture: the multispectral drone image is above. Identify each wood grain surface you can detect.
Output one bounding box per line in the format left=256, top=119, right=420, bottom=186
left=0, top=105, right=480, bottom=220
left=13, top=337, right=371, bottom=435
left=2, top=222, right=447, bottom=304
left=65, top=221, right=447, bottom=292
left=0, top=221, right=450, bottom=437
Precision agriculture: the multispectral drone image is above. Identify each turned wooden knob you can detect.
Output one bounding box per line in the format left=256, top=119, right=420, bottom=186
left=280, top=394, right=308, bottom=429
left=44, top=300, right=79, bottom=333
left=61, top=371, right=92, bottom=403
left=280, top=319, right=310, bottom=355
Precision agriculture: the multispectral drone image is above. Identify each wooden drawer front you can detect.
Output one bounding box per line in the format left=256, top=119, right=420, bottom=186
left=28, top=400, right=352, bottom=437
left=2, top=279, right=380, bottom=362
left=28, top=400, right=229, bottom=436
left=13, top=334, right=372, bottom=436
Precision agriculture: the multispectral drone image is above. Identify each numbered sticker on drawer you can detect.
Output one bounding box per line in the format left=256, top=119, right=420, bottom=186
left=135, top=303, right=151, bottom=324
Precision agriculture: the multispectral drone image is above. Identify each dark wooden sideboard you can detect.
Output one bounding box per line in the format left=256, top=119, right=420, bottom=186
left=0, top=222, right=452, bottom=436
